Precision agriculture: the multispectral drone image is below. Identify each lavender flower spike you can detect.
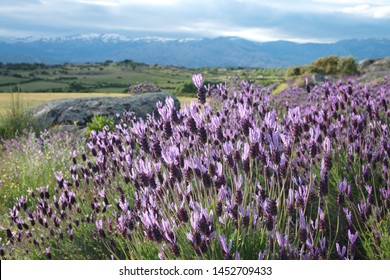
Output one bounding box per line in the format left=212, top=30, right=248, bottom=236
left=336, top=243, right=346, bottom=259
left=219, top=234, right=233, bottom=260
left=192, top=74, right=203, bottom=89
left=276, top=231, right=287, bottom=249
left=193, top=73, right=206, bottom=104
left=348, top=230, right=359, bottom=245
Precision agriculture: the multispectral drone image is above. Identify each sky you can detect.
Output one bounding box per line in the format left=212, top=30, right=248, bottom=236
left=0, top=0, right=389, bottom=42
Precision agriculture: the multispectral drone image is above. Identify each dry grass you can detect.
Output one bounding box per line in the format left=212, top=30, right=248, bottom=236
left=0, top=92, right=128, bottom=115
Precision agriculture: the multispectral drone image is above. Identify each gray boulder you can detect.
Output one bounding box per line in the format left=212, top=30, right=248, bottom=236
left=358, top=57, right=390, bottom=82
left=30, top=92, right=180, bottom=128
left=311, top=73, right=325, bottom=84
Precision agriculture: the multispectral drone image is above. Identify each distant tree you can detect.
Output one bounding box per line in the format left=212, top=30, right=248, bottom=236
left=69, top=81, right=86, bottom=92
left=104, top=60, right=113, bottom=66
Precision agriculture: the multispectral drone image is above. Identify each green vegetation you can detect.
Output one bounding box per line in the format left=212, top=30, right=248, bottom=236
left=86, top=115, right=115, bottom=136
left=0, top=130, right=81, bottom=217
left=286, top=55, right=358, bottom=78
left=0, top=92, right=42, bottom=139
left=0, top=61, right=286, bottom=95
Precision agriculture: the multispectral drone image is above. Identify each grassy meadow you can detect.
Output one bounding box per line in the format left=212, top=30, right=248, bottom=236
left=0, top=61, right=285, bottom=94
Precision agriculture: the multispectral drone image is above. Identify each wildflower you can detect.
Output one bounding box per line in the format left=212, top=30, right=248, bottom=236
left=242, top=142, right=250, bottom=174
left=337, top=178, right=348, bottom=205
left=43, top=247, right=51, bottom=260
left=194, top=208, right=214, bottom=237
left=192, top=74, right=206, bottom=104
left=218, top=234, right=233, bottom=260
left=258, top=251, right=267, bottom=260
left=299, top=210, right=307, bottom=244
left=158, top=252, right=165, bottom=260
left=0, top=244, right=5, bottom=257
left=234, top=175, right=243, bottom=205
left=286, top=188, right=294, bottom=216
left=318, top=208, right=326, bottom=232
left=318, top=164, right=329, bottom=197
left=96, top=219, right=106, bottom=238
left=358, top=200, right=370, bottom=222
left=55, top=172, right=65, bottom=188
left=322, top=137, right=332, bottom=170
left=269, top=198, right=277, bottom=216
left=239, top=205, right=251, bottom=228
left=336, top=243, right=346, bottom=259
left=177, top=201, right=189, bottom=223
left=348, top=230, right=359, bottom=259
left=238, top=103, right=252, bottom=136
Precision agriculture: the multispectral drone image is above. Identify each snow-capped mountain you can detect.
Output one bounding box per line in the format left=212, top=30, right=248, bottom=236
left=0, top=34, right=389, bottom=67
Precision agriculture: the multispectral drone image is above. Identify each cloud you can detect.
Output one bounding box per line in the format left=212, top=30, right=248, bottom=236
left=0, top=0, right=389, bottom=42
left=342, top=4, right=390, bottom=18
left=75, top=0, right=180, bottom=6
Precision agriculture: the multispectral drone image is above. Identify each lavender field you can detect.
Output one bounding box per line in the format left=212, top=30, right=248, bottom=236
left=0, top=75, right=389, bottom=260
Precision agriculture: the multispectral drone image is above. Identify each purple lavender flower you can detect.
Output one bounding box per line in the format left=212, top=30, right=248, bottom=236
left=347, top=230, right=359, bottom=259
left=276, top=231, right=288, bottom=251
left=336, top=243, right=346, bottom=259
left=0, top=244, right=4, bottom=257
left=55, top=171, right=65, bottom=188
left=318, top=237, right=327, bottom=259
left=192, top=74, right=206, bottom=104
left=43, top=247, right=51, bottom=260
left=299, top=210, right=307, bottom=244
left=318, top=208, right=326, bottom=232
left=286, top=188, right=294, bottom=216
left=234, top=175, right=243, bottom=205
left=218, top=234, right=233, bottom=260
left=337, top=178, right=349, bottom=205
left=192, top=74, right=203, bottom=89
left=96, top=219, right=106, bottom=238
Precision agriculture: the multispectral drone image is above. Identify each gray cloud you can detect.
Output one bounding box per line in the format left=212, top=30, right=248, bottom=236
left=0, top=0, right=388, bottom=41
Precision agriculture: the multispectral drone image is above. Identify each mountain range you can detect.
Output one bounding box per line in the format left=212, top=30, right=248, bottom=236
left=0, top=34, right=389, bottom=68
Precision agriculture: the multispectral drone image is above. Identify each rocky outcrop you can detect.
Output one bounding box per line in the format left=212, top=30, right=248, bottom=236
left=30, top=92, right=180, bottom=128
left=358, top=57, right=390, bottom=82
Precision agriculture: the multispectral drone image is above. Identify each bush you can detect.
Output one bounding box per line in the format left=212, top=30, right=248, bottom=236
left=337, top=56, right=358, bottom=75
left=86, top=115, right=115, bottom=136
left=286, top=56, right=358, bottom=78
left=174, top=81, right=197, bottom=96
left=312, top=55, right=339, bottom=75
left=285, top=67, right=301, bottom=77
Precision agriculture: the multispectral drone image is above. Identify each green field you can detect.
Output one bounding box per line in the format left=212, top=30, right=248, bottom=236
left=0, top=61, right=286, bottom=94
left=0, top=61, right=284, bottom=116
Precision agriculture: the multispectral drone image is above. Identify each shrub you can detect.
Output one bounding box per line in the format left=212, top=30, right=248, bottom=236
left=286, top=56, right=358, bottom=78
left=174, top=81, right=197, bottom=96
left=337, top=56, right=358, bottom=75
left=86, top=115, right=115, bottom=136
left=285, top=67, right=301, bottom=77
left=312, top=55, right=339, bottom=75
